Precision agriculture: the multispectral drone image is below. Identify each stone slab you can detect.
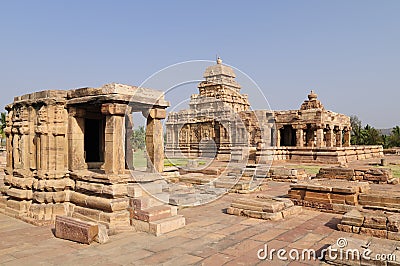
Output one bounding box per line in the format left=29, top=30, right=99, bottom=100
left=55, top=215, right=98, bottom=244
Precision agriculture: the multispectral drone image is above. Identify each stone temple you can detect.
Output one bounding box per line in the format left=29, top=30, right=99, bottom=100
left=165, top=58, right=382, bottom=164
left=0, top=84, right=185, bottom=235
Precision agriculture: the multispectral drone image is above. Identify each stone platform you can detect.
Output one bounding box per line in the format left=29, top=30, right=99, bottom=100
left=317, top=166, right=397, bottom=184
left=337, top=209, right=400, bottom=240
left=288, top=179, right=370, bottom=213
left=227, top=196, right=302, bottom=221
left=268, top=166, right=309, bottom=182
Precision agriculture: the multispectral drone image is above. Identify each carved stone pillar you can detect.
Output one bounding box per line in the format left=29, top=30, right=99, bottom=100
left=295, top=128, right=304, bottom=147
left=306, top=128, right=314, bottom=147
left=336, top=127, right=343, bottom=147
left=67, top=107, right=86, bottom=170
left=143, top=108, right=166, bottom=173
left=316, top=126, right=324, bottom=147
left=325, top=126, right=334, bottom=147
left=102, top=103, right=127, bottom=175
left=275, top=126, right=282, bottom=147
left=343, top=128, right=351, bottom=147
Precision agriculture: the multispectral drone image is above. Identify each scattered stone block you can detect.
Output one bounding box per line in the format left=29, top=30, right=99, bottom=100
left=289, top=179, right=369, bottom=213
left=55, top=216, right=99, bottom=244
left=317, top=166, right=394, bottom=184
left=227, top=196, right=301, bottom=221
left=341, top=209, right=364, bottom=226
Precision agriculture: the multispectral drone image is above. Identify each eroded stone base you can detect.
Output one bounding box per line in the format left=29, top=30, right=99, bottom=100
left=227, top=196, right=302, bottom=221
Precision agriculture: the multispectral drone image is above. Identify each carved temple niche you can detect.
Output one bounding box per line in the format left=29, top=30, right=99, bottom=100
left=179, top=124, right=189, bottom=145
left=11, top=104, right=31, bottom=169
left=35, top=104, right=49, bottom=172
left=53, top=103, right=68, bottom=172
left=4, top=109, right=13, bottom=169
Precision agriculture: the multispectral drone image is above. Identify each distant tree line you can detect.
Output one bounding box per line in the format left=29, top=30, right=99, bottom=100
left=351, top=115, right=400, bottom=148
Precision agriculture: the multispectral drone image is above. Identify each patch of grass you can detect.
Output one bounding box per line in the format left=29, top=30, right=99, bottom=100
left=133, top=150, right=147, bottom=168
left=373, top=164, right=400, bottom=178
left=289, top=165, right=321, bottom=175
left=164, top=158, right=189, bottom=167
left=133, top=150, right=208, bottom=168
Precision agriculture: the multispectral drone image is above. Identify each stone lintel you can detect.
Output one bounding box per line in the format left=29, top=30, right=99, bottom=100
left=142, top=108, right=167, bottom=119
left=101, top=103, right=130, bottom=116
left=68, top=107, right=86, bottom=118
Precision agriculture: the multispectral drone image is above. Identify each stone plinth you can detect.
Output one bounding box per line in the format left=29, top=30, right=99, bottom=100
left=338, top=209, right=400, bottom=241
left=317, top=167, right=396, bottom=184
left=289, top=179, right=370, bottom=213
left=268, top=167, right=309, bottom=182
left=227, top=196, right=301, bottom=220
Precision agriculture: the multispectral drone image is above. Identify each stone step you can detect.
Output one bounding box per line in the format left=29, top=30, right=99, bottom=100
left=130, top=193, right=169, bottom=210
left=132, top=205, right=175, bottom=222
left=214, top=181, right=250, bottom=190
left=131, top=215, right=186, bottom=236
left=140, top=182, right=163, bottom=195
left=127, top=184, right=143, bottom=198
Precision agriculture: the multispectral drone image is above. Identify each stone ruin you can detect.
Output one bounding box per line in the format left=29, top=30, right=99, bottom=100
left=227, top=195, right=302, bottom=221
left=267, top=166, right=309, bottom=182
left=288, top=179, right=370, bottom=213
left=317, top=166, right=397, bottom=184
left=0, top=83, right=185, bottom=237
left=337, top=209, right=400, bottom=240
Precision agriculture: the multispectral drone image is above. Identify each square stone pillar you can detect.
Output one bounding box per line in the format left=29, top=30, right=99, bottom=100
left=143, top=108, right=166, bottom=173
left=316, top=127, right=324, bottom=147
left=343, top=129, right=351, bottom=147
left=326, top=127, right=334, bottom=147
left=306, top=129, right=314, bottom=147
left=336, top=128, right=343, bottom=147
left=295, top=129, right=304, bottom=147
left=68, top=107, right=86, bottom=170
left=276, top=128, right=281, bottom=147
left=102, top=104, right=128, bottom=175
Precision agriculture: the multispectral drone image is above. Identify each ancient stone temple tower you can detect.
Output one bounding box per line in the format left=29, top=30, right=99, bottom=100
left=0, top=84, right=185, bottom=235
left=165, top=57, right=267, bottom=160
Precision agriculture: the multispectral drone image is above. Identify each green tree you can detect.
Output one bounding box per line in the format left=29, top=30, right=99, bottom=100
left=131, top=126, right=146, bottom=151
left=388, top=126, right=400, bottom=147
left=350, top=115, right=363, bottom=145
left=362, top=125, right=383, bottom=145
left=0, top=112, right=6, bottom=146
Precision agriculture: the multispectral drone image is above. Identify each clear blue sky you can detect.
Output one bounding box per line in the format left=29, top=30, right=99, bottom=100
left=0, top=0, right=399, bottom=128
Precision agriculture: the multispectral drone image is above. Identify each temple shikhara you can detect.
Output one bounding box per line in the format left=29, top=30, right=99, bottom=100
left=165, top=58, right=382, bottom=163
